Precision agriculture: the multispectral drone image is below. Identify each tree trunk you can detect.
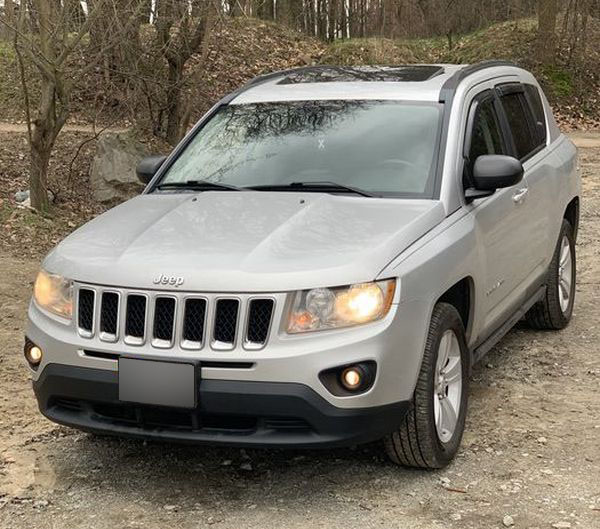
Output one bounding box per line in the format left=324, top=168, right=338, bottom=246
left=537, top=0, right=558, bottom=64
left=340, top=0, right=347, bottom=38
left=382, top=0, right=397, bottom=38
left=165, top=58, right=185, bottom=145
left=328, top=0, right=337, bottom=41
left=29, top=141, right=52, bottom=213
left=255, top=0, right=274, bottom=19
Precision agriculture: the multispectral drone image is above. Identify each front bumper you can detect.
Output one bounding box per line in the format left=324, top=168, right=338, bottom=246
left=33, top=364, right=410, bottom=448
left=27, top=293, right=433, bottom=409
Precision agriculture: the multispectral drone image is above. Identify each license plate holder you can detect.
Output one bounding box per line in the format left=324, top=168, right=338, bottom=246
left=118, top=357, right=197, bottom=409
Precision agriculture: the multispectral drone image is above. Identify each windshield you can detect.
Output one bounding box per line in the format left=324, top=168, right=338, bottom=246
left=157, top=100, right=442, bottom=196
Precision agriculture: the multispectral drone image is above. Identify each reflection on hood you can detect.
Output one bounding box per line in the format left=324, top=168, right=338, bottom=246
left=45, top=192, right=444, bottom=292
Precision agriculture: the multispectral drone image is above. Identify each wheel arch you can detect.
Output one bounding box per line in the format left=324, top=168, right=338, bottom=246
left=563, top=196, right=579, bottom=241
left=436, top=276, right=475, bottom=343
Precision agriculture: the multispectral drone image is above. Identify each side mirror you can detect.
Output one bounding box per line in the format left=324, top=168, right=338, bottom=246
left=136, top=155, right=167, bottom=184
left=466, top=155, right=524, bottom=200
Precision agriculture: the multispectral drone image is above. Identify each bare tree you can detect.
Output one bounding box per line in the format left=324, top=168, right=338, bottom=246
left=153, top=0, right=218, bottom=145
left=1, top=1, right=93, bottom=211
left=0, top=0, right=133, bottom=212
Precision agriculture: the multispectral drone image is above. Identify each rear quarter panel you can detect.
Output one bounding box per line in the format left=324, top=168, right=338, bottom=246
left=543, top=135, right=580, bottom=259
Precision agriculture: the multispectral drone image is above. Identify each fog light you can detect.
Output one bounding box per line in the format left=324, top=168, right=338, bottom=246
left=24, top=339, right=43, bottom=366
left=341, top=366, right=364, bottom=391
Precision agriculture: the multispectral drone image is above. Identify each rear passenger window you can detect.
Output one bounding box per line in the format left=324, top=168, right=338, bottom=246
left=500, top=93, right=537, bottom=160
left=524, top=84, right=547, bottom=146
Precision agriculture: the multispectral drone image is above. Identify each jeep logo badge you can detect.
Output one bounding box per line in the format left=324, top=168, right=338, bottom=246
left=153, top=274, right=184, bottom=287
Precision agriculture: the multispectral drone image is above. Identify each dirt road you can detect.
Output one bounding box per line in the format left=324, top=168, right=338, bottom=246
left=1, top=135, right=599, bottom=529
left=0, top=122, right=129, bottom=134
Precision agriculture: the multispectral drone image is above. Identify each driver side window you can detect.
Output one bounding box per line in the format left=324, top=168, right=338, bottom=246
left=470, top=100, right=503, bottom=159
left=464, top=96, right=505, bottom=187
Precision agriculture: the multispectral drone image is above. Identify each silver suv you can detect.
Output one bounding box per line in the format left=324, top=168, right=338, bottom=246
left=25, top=62, right=580, bottom=468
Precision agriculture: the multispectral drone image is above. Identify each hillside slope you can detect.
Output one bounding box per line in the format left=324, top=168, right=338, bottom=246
left=1, top=17, right=597, bottom=129
left=0, top=18, right=326, bottom=125
left=320, top=18, right=600, bottom=129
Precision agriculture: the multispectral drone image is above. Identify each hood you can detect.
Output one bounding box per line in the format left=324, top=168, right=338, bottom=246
left=44, top=192, right=444, bottom=292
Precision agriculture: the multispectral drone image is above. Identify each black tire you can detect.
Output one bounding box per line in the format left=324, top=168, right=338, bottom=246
left=526, top=219, right=576, bottom=330
left=384, top=303, right=469, bottom=469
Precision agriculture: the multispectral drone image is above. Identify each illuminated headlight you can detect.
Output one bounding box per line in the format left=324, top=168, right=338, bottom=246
left=33, top=269, right=73, bottom=319
left=287, top=279, right=396, bottom=333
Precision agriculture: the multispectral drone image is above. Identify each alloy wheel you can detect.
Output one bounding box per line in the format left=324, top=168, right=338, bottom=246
left=433, top=330, right=463, bottom=443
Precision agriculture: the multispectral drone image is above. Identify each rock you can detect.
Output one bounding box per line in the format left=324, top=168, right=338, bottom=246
left=163, top=504, right=177, bottom=511
left=450, top=513, right=462, bottom=521
left=502, top=515, right=514, bottom=527
left=89, top=131, right=148, bottom=204
left=240, top=462, right=253, bottom=471
left=14, top=190, right=29, bottom=203
left=33, top=499, right=49, bottom=508
left=14, top=189, right=55, bottom=207
left=551, top=523, right=572, bottom=529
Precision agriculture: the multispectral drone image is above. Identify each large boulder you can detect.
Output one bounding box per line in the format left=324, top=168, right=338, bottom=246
left=90, top=132, right=149, bottom=204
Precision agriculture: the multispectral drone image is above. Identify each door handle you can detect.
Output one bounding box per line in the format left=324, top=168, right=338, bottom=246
left=512, top=187, right=528, bottom=203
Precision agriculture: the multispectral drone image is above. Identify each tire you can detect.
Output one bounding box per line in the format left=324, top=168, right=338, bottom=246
left=384, top=303, right=469, bottom=469
left=526, top=219, right=576, bottom=330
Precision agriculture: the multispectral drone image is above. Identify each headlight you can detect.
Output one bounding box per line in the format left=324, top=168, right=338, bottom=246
left=33, top=269, right=73, bottom=319
left=287, top=279, right=396, bottom=333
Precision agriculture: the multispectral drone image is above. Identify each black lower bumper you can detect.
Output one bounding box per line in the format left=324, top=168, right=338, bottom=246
left=33, top=364, right=410, bottom=448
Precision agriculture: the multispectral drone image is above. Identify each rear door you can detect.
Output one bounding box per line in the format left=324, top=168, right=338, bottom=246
left=522, top=83, right=563, bottom=269
left=496, top=83, right=552, bottom=286
left=464, top=90, right=534, bottom=331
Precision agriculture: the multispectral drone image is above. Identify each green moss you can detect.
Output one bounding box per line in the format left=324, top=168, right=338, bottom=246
left=0, top=41, right=14, bottom=58
left=542, top=66, right=573, bottom=98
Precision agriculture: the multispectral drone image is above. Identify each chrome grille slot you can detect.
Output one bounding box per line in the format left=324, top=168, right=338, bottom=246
left=213, top=299, right=239, bottom=349
left=245, top=299, right=274, bottom=349
left=99, top=292, right=119, bottom=341
left=182, top=298, right=206, bottom=349
left=77, top=289, right=95, bottom=337
left=152, top=297, right=176, bottom=347
left=125, top=294, right=147, bottom=344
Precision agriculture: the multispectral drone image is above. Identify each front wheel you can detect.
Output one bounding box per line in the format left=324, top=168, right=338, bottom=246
left=384, top=303, right=469, bottom=469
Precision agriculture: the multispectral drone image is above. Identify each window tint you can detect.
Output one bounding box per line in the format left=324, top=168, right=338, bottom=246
left=468, top=97, right=504, bottom=163
left=524, top=84, right=547, bottom=146
left=500, top=93, right=537, bottom=160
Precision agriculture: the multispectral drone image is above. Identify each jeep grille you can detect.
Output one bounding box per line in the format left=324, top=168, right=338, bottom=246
left=75, top=284, right=277, bottom=351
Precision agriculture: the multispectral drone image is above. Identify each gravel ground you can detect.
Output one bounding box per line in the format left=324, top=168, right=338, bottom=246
left=0, top=134, right=599, bottom=529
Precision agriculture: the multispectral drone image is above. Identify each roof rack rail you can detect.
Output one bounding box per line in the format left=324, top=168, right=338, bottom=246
left=439, top=60, right=518, bottom=103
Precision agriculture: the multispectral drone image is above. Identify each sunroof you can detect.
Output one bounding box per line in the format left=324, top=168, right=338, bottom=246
left=278, top=65, right=444, bottom=84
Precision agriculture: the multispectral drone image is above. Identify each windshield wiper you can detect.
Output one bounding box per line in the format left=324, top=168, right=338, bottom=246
left=249, top=181, right=377, bottom=198
left=156, top=180, right=244, bottom=192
